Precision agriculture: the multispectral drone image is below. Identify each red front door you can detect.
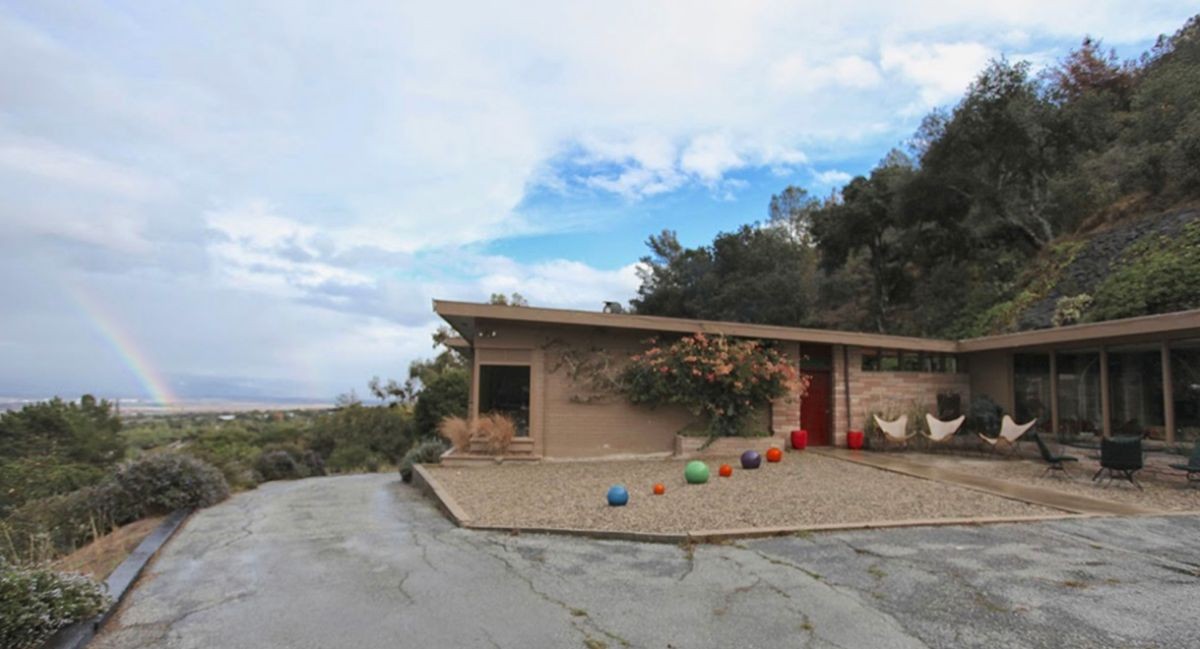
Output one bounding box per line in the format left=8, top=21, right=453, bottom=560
left=801, top=371, right=831, bottom=446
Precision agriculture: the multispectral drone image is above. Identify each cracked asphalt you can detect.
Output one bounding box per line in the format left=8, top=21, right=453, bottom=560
left=94, top=473, right=1200, bottom=649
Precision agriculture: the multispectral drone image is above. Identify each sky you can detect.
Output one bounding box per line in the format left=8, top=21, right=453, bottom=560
left=1, top=1, right=1196, bottom=403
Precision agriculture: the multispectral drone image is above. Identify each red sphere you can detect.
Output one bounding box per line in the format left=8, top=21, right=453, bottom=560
left=719, top=464, right=733, bottom=477
left=653, top=483, right=666, bottom=495
left=766, top=447, right=783, bottom=463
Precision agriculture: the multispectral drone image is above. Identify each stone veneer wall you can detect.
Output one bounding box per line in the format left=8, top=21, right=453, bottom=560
left=831, top=345, right=971, bottom=446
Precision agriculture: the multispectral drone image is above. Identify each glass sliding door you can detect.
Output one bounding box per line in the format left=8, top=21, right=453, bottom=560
left=1056, top=351, right=1102, bottom=442
left=1013, top=353, right=1051, bottom=426
left=1107, top=346, right=1165, bottom=440
left=1170, top=340, right=1200, bottom=443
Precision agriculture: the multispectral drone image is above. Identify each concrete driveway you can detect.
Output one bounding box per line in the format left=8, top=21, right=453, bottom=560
left=95, top=474, right=1200, bottom=649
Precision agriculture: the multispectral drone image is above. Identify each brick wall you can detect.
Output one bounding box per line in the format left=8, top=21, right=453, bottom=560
left=770, top=341, right=802, bottom=434
left=833, top=345, right=970, bottom=445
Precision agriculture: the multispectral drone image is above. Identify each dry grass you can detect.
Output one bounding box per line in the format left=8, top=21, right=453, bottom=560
left=438, top=416, right=472, bottom=452
left=52, top=516, right=165, bottom=580
left=439, top=413, right=517, bottom=454
left=426, top=452, right=1058, bottom=534
left=474, top=413, right=516, bottom=454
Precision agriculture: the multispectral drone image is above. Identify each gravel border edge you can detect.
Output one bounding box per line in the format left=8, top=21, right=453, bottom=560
left=43, top=509, right=192, bottom=649
left=411, top=462, right=1091, bottom=544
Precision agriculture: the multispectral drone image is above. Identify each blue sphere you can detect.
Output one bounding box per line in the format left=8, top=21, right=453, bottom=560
left=741, top=450, right=762, bottom=469
left=607, top=485, right=629, bottom=506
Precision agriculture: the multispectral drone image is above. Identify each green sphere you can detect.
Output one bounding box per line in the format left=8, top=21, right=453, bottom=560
left=684, top=461, right=710, bottom=484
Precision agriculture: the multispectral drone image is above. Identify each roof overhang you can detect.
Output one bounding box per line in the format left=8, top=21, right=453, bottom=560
left=433, top=300, right=958, bottom=352
left=957, top=308, right=1200, bottom=352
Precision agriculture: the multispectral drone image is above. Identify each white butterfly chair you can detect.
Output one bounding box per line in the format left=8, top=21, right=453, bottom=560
left=873, top=414, right=915, bottom=449
left=978, top=415, right=1037, bottom=455
left=923, top=414, right=965, bottom=451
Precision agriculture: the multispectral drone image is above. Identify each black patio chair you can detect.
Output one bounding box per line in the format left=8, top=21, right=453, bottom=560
left=1093, top=436, right=1144, bottom=490
left=1168, top=444, right=1200, bottom=487
left=1033, top=432, right=1078, bottom=478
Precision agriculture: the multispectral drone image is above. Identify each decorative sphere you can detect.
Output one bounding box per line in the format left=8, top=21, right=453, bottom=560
left=607, top=485, right=629, bottom=506
left=653, top=483, right=665, bottom=495
left=684, top=461, right=710, bottom=484
left=719, top=464, right=733, bottom=478
left=741, top=450, right=762, bottom=469
left=766, top=447, right=783, bottom=463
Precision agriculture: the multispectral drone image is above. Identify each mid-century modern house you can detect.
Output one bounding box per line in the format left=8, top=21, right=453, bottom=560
left=434, top=299, right=1200, bottom=459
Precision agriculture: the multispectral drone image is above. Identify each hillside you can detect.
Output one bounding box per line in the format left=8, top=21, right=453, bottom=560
left=971, top=207, right=1200, bottom=335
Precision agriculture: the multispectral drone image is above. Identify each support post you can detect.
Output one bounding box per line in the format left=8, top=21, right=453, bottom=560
left=1163, top=341, right=1175, bottom=444
left=1049, top=351, right=1059, bottom=436
left=1100, top=346, right=1111, bottom=438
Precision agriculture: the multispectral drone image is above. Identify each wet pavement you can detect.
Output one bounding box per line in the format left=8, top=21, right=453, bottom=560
left=93, top=473, right=1200, bottom=649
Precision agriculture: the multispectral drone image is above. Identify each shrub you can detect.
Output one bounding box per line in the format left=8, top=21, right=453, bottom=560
left=0, top=559, right=109, bottom=649
left=621, top=333, right=806, bottom=437
left=437, top=416, right=472, bottom=452
left=473, top=413, right=515, bottom=454
left=967, top=395, right=1004, bottom=435
left=326, top=444, right=385, bottom=473
left=114, top=454, right=230, bottom=514
left=400, top=440, right=448, bottom=483
left=1, top=481, right=138, bottom=564
left=253, top=450, right=303, bottom=482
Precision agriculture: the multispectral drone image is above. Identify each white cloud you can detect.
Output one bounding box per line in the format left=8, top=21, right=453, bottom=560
left=0, top=135, right=166, bottom=200
left=813, top=169, right=853, bottom=186
left=880, top=41, right=998, bottom=108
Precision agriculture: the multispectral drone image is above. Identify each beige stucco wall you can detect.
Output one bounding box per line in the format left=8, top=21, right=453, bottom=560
left=471, top=319, right=780, bottom=458
left=966, top=350, right=1014, bottom=414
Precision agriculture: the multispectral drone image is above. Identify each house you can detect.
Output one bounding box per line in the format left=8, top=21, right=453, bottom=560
left=434, top=299, right=1200, bottom=459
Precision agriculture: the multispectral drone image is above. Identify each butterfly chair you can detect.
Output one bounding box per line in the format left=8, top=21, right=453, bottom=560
left=922, top=414, right=965, bottom=452
left=1032, top=432, right=1079, bottom=479
left=978, top=415, right=1037, bottom=455
left=873, top=414, right=915, bottom=449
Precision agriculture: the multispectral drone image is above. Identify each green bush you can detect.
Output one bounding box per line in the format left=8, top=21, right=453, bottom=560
left=400, top=440, right=447, bottom=483
left=113, top=454, right=230, bottom=514
left=326, top=444, right=385, bottom=473
left=0, top=559, right=109, bottom=649
left=253, top=450, right=301, bottom=481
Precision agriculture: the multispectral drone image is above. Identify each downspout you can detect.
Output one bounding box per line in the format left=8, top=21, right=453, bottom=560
left=843, top=345, right=852, bottom=435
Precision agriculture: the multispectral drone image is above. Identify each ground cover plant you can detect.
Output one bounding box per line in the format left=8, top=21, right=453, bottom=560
left=0, top=558, right=109, bottom=649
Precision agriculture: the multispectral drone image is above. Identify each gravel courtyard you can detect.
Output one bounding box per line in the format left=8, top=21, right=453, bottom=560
left=425, top=452, right=1061, bottom=533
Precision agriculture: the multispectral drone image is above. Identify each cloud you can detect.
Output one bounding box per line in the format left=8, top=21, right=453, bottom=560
left=1, top=0, right=1195, bottom=399
left=813, top=169, right=853, bottom=186
left=880, top=41, right=998, bottom=108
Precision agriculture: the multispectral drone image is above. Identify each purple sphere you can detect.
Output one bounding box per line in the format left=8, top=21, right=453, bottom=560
left=741, top=450, right=762, bottom=469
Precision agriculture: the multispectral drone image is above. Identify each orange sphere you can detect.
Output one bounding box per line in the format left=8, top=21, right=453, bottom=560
left=719, top=464, right=733, bottom=477
left=766, top=447, right=783, bottom=463
left=653, top=483, right=666, bottom=495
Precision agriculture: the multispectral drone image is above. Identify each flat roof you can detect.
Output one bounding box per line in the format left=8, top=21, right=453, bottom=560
left=957, top=308, right=1200, bottom=352
left=435, top=300, right=1200, bottom=354
left=434, top=300, right=958, bottom=352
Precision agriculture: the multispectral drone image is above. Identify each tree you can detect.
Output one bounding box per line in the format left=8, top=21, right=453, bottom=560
left=489, top=292, right=529, bottom=306
left=631, top=226, right=818, bottom=326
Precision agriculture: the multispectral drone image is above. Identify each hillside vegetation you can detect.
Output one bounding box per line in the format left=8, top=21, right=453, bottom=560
left=634, top=16, right=1200, bottom=338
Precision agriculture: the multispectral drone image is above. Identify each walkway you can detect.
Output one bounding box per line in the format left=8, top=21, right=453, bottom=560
left=813, top=448, right=1157, bottom=516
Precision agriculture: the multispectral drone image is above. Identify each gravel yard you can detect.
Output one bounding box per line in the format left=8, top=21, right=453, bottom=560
left=898, top=452, right=1200, bottom=512
left=425, top=452, right=1060, bottom=533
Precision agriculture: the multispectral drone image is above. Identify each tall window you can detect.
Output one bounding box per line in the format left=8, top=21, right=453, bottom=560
left=1170, top=340, right=1200, bottom=443
left=1013, top=353, right=1050, bottom=425
left=1108, top=346, right=1164, bottom=440
left=1056, top=352, right=1102, bottom=440
left=478, top=365, right=531, bottom=437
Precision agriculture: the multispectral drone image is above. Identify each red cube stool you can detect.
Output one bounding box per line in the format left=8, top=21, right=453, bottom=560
left=790, top=429, right=808, bottom=450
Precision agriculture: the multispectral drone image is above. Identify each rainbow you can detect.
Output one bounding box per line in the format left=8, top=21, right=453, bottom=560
left=63, top=283, right=178, bottom=406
